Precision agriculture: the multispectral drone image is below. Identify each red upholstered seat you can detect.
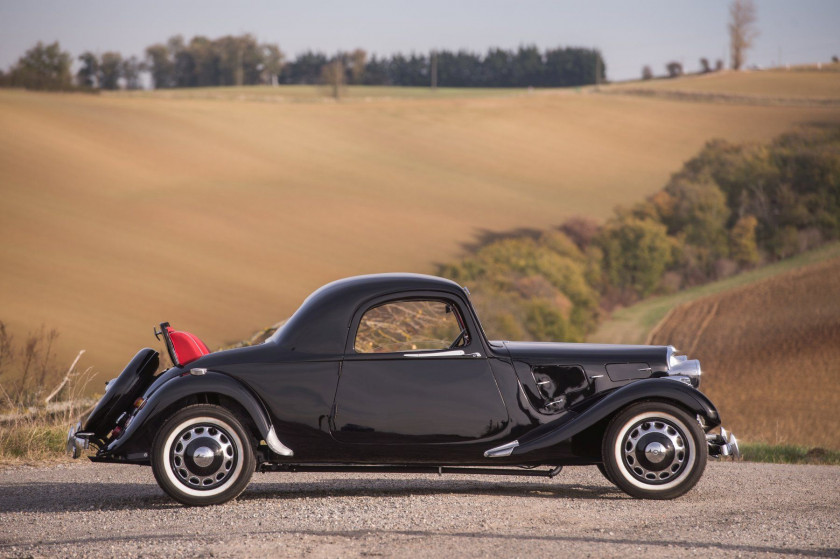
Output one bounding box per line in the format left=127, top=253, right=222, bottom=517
left=165, top=326, right=210, bottom=366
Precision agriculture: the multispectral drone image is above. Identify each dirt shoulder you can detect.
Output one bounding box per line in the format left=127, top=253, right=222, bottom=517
left=0, top=461, right=838, bottom=558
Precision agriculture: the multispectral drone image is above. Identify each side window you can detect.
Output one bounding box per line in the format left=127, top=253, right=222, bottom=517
left=355, top=300, right=466, bottom=354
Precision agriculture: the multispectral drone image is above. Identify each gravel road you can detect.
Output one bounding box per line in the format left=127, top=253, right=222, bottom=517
left=0, top=461, right=838, bottom=558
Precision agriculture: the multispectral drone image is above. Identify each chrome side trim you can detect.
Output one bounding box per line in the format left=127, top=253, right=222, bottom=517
left=265, top=426, right=294, bottom=457
left=484, top=440, right=519, bottom=458
left=404, top=350, right=465, bottom=358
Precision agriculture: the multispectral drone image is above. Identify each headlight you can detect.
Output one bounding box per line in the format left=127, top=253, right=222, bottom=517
left=666, top=346, right=701, bottom=387
left=667, top=345, right=688, bottom=368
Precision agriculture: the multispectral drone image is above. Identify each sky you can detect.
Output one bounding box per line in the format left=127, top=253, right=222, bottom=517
left=1, top=0, right=839, bottom=82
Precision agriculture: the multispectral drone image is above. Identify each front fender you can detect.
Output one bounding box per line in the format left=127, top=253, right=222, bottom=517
left=102, top=371, right=293, bottom=457
left=506, top=378, right=721, bottom=458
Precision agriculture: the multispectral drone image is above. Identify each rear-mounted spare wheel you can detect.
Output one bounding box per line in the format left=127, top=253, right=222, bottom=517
left=83, top=348, right=159, bottom=442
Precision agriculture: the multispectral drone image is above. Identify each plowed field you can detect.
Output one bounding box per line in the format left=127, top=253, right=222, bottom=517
left=648, top=256, right=840, bottom=448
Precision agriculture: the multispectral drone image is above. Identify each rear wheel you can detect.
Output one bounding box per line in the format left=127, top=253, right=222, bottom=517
left=602, top=401, right=706, bottom=500
left=152, top=404, right=255, bottom=506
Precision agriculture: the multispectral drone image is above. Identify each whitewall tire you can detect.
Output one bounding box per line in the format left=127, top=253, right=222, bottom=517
left=152, top=404, right=255, bottom=506
left=602, top=401, right=707, bottom=499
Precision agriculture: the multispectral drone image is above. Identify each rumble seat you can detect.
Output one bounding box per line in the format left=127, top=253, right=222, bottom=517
left=165, top=326, right=211, bottom=366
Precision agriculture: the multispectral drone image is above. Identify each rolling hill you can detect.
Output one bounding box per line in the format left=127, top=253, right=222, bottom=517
left=589, top=242, right=840, bottom=346
left=2, top=73, right=840, bottom=375
left=644, top=254, right=840, bottom=449
left=609, top=66, right=840, bottom=100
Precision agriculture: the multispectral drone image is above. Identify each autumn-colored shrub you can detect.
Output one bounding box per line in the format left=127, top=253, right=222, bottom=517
left=440, top=126, right=840, bottom=342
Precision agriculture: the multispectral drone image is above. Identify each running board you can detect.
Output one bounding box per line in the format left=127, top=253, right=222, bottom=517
left=258, top=464, right=563, bottom=478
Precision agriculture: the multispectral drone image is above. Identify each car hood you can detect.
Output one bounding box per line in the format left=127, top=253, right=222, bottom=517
left=502, top=341, right=669, bottom=369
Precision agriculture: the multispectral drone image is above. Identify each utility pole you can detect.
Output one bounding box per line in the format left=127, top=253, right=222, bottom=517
left=430, top=50, right=438, bottom=90
left=594, top=51, right=600, bottom=90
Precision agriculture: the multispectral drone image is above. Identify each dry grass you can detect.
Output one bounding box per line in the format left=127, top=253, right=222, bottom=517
left=0, top=422, right=68, bottom=462
left=0, top=322, right=97, bottom=461
left=2, top=76, right=840, bottom=376
left=0, top=391, right=96, bottom=462
left=648, top=256, right=840, bottom=449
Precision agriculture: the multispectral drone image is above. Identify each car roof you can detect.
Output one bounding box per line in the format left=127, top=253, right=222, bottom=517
left=269, top=273, right=466, bottom=355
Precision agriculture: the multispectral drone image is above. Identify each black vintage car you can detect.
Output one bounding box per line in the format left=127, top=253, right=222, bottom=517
left=68, top=273, right=738, bottom=505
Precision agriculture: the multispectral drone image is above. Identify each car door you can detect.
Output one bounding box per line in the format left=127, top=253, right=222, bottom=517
left=332, top=295, right=509, bottom=445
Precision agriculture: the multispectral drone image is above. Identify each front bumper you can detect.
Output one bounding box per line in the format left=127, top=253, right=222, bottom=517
left=707, top=426, right=739, bottom=458
left=66, top=422, right=92, bottom=459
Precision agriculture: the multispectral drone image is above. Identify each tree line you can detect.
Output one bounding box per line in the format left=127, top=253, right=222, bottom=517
left=441, top=126, right=840, bottom=342
left=285, top=45, right=605, bottom=88
left=0, top=36, right=605, bottom=91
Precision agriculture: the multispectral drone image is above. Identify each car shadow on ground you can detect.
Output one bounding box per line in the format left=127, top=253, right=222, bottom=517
left=241, top=477, right=624, bottom=503
left=0, top=481, right=174, bottom=513
left=0, top=477, right=622, bottom=514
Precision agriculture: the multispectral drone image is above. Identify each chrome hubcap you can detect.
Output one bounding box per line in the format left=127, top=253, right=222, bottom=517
left=170, top=424, right=237, bottom=490
left=644, top=441, right=668, bottom=463
left=622, top=418, right=687, bottom=484
left=192, top=446, right=215, bottom=467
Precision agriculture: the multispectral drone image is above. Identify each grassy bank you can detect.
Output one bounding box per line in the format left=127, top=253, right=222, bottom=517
left=739, top=443, right=840, bottom=466
left=0, top=422, right=68, bottom=462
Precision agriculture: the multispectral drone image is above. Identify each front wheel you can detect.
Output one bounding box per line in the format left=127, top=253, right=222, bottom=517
left=152, top=404, right=255, bottom=506
left=602, top=401, right=707, bottom=500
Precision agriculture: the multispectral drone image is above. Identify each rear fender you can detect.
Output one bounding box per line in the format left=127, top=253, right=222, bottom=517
left=503, top=378, right=720, bottom=458
left=102, top=370, right=293, bottom=457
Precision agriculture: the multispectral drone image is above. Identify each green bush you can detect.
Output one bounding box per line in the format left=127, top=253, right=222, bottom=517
left=443, top=232, right=601, bottom=342
left=597, top=216, right=673, bottom=299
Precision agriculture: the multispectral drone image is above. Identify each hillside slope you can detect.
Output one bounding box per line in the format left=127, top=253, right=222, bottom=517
left=647, top=256, right=840, bottom=449
left=1, top=82, right=839, bottom=374
left=589, top=243, right=840, bottom=345
left=610, top=67, right=840, bottom=100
